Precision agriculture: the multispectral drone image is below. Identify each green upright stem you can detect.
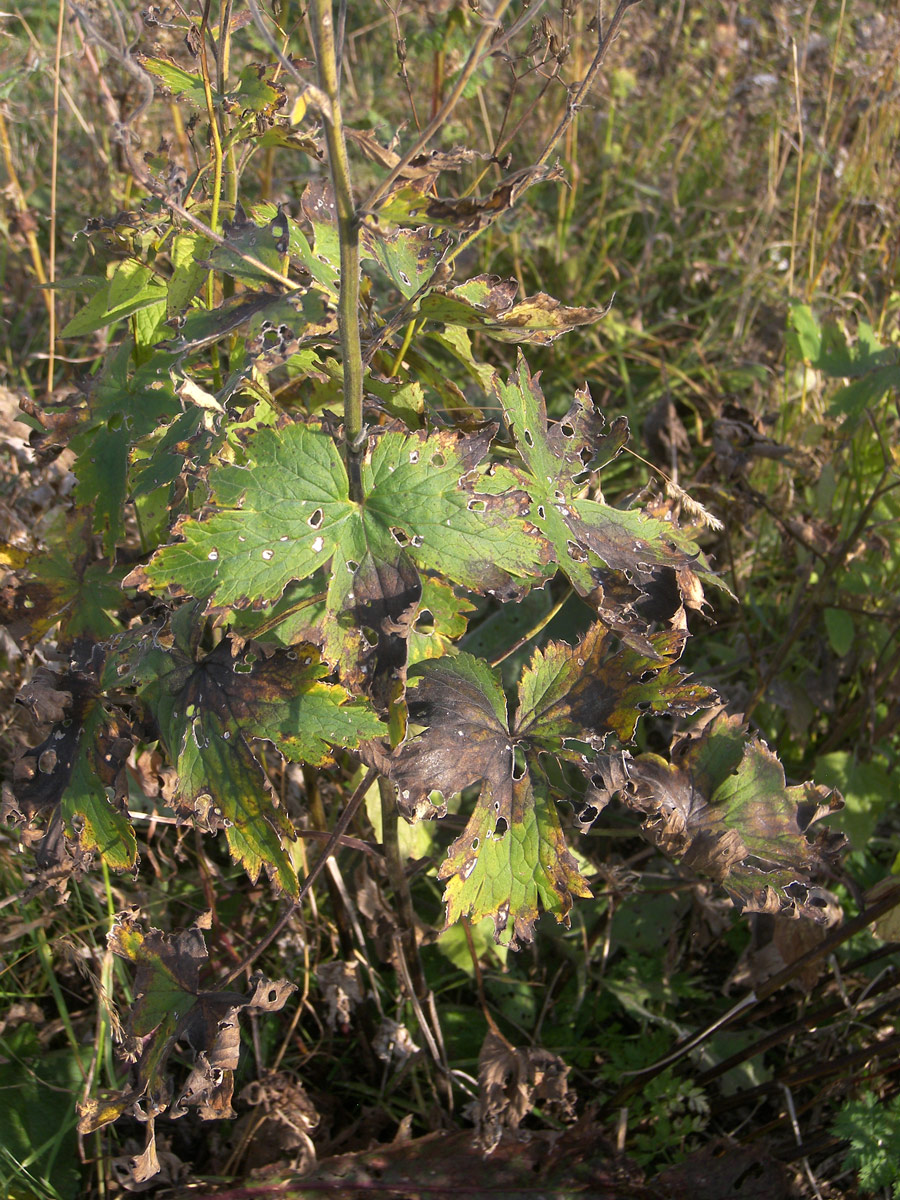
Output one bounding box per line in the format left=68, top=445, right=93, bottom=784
left=310, top=0, right=364, bottom=499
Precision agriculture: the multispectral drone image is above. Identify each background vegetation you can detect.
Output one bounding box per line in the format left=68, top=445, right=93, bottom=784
left=0, top=0, right=899, bottom=1196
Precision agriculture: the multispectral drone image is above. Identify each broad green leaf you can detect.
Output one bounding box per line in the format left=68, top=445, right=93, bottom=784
left=129, top=422, right=547, bottom=666
left=815, top=752, right=892, bottom=851
left=68, top=344, right=181, bottom=554
left=61, top=260, right=167, bottom=337
left=131, top=635, right=384, bottom=892
left=418, top=275, right=609, bottom=345
left=167, top=232, right=209, bottom=318
left=590, top=714, right=845, bottom=921
left=786, top=302, right=822, bottom=364
left=299, top=182, right=342, bottom=291
left=823, top=607, right=855, bottom=657
left=439, top=776, right=591, bottom=948
left=228, top=63, right=286, bottom=117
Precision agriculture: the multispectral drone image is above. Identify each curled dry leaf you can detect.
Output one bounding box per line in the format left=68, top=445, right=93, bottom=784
left=475, top=1031, right=574, bottom=1153
left=77, top=910, right=296, bottom=1186
left=317, top=960, right=363, bottom=1030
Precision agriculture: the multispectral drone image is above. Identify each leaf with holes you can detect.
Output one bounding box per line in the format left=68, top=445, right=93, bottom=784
left=4, top=655, right=137, bottom=875
left=588, top=713, right=846, bottom=921
left=439, top=775, right=591, bottom=948
left=494, top=355, right=725, bottom=636
left=389, top=625, right=708, bottom=945
left=78, top=910, right=295, bottom=1156
left=127, top=421, right=548, bottom=671
left=361, top=225, right=450, bottom=298
left=130, top=631, right=384, bottom=893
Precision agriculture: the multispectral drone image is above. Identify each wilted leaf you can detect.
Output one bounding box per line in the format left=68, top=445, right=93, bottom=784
left=515, top=624, right=715, bottom=755
left=588, top=713, right=846, bottom=921
left=5, top=649, right=137, bottom=875
left=474, top=1031, right=574, bottom=1152
left=129, top=631, right=384, bottom=893
left=347, top=549, right=421, bottom=712
left=228, top=63, right=286, bottom=119
left=495, top=355, right=724, bottom=636
left=376, top=163, right=565, bottom=232
left=419, top=275, right=609, bottom=346
left=390, top=626, right=712, bottom=945
left=79, top=909, right=296, bottom=1186
left=155, top=287, right=335, bottom=358
left=0, top=517, right=127, bottom=645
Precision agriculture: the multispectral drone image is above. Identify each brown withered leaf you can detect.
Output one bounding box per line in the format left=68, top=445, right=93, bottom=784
left=588, top=713, right=846, bottom=921
left=377, top=162, right=566, bottom=231
left=475, top=1031, right=574, bottom=1153
left=419, top=275, right=609, bottom=346
left=78, top=910, right=296, bottom=1185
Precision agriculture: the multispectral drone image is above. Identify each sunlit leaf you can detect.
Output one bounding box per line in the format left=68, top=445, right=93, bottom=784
left=128, top=421, right=547, bottom=668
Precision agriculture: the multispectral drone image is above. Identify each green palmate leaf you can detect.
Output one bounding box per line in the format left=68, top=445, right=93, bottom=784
left=128, top=421, right=548, bottom=668
left=494, top=354, right=723, bottom=638
left=5, top=663, right=137, bottom=873
left=130, top=633, right=384, bottom=892
left=60, top=260, right=168, bottom=337
left=418, top=275, right=609, bottom=345
left=439, top=776, right=591, bottom=947
left=589, top=713, right=846, bottom=921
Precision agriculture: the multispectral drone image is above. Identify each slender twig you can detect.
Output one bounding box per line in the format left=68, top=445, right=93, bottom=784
left=310, top=0, right=364, bottom=495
